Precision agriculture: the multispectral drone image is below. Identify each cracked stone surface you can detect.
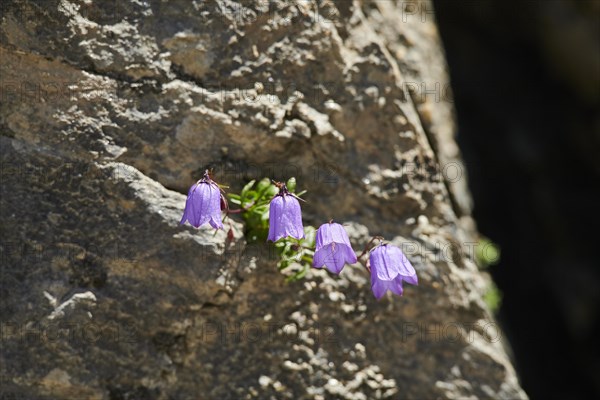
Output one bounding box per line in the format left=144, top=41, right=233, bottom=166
left=0, top=1, right=527, bottom=399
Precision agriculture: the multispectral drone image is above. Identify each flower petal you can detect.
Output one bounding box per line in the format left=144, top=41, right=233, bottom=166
left=387, top=245, right=417, bottom=285
left=326, top=243, right=347, bottom=274
left=179, top=181, right=224, bottom=229
left=341, top=244, right=357, bottom=265
left=314, top=242, right=356, bottom=274
left=330, top=223, right=352, bottom=247
left=371, top=276, right=404, bottom=299
left=267, top=196, right=283, bottom=241
left=268, top=195, right=304, bottom=241
left=315, top=223, right=332, bottom=250
left=313, top=245, right=342, bottom=273
left=390, top=277, right=404, bottom=296
left=369, top=245, right=399, bottom=281
left=209, top=217, right=224, bottom=230
left=180, top=191, right=193, bottom=225
left=207, top=184, right=223, bottom=229
left=371, top=277, right=389, bottom=300
left=402, top=273, right=418, bottom=286
left=283, top=196, right=304, bottom=239
left=186, top=183, right=204, bottom=227
left=312, top=248, right=326, bottom=269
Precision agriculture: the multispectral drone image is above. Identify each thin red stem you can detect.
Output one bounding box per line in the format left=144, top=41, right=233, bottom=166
left=357, top=236, right=384, bottom=260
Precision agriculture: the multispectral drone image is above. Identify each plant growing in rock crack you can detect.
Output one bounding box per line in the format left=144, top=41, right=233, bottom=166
left=180, top=171, right=418, bottom=297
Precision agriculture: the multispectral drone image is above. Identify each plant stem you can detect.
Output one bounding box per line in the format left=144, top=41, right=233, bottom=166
left=357, top=236, right=384, bottom=260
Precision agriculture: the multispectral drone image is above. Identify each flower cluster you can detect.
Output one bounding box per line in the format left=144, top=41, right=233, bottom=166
left=180, top=172, right=418, bottom=299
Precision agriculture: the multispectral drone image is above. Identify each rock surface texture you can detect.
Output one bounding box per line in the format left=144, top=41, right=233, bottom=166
left=0, top=1, right=527, bottom=399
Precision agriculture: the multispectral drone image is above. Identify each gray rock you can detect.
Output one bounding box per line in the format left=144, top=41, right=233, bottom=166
left=0, top=1, right=526, bottom=399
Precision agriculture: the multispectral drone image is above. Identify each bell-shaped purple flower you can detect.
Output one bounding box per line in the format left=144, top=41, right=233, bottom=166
left=267, top=184, right=304, bottom=241
left=313, top=222, right=357, bottom=274
left=369, top=244, right=418, bottom=299
left=180, top=171, right=223, bottom=230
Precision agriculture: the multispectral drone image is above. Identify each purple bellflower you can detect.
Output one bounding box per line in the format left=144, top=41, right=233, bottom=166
left=313, top=222, right=357, bottom=274
left=180, top=170, right=224, bottom=230
left=369, top=244, right=418, bottom=299
left=267, top=183, right=304, bottom=241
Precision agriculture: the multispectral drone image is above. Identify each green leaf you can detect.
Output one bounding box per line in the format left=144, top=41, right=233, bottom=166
left=475, top=238, right=501, bottom=268
left=278, top=259, right=292, bottom=270
left=286, top=177, right=297, bottom=192
left=245, top=192, right=259, bottom=203
left=256, top=178, right=271, bottom=193
left=484, top=282, right=502, bottom=312
left=241, top=180, right=256, bottom=197
left=286, top=263, right=309, bottom=282
left=301, top=255, right=313, bottom=263
left=265, top=185, right=278, bottom=198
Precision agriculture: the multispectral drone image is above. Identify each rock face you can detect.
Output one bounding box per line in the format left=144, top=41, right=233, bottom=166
left=0, top=1, right=526, bottom=399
